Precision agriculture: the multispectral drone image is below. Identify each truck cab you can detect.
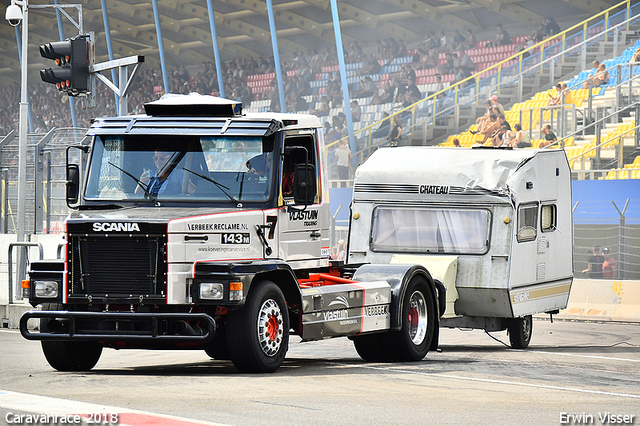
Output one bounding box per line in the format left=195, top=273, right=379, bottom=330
left=21, top=95, right=442, bottom=373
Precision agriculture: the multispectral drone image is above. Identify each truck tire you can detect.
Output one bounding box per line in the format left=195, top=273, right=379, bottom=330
left=39, top=304, right=103, bottom=372
left=386, top=276, right=436, bottom=361
left=204, top=323, right=229, bottom=360
left=508, top=315, right=533, bottom=349
left=226, top=281, right=289, bottom=373
left=352, top=333, right=393, bottom=362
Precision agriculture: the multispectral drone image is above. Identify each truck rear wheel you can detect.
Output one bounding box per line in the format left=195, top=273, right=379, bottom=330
left=387, top=276, right=436, bottom=361
left=226, top=281, right=289, bottom=373
left=40, top=304, right=102, bottom=372
left=508, top=315, right=533, bottom=349
left=352, top=333, right=393, bottom=362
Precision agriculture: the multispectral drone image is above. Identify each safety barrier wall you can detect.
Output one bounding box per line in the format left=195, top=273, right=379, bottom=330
left=557, top=278, right=640, bottom=322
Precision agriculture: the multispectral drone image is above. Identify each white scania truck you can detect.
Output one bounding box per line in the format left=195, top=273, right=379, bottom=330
left=20, top=95, right=445, bottom=373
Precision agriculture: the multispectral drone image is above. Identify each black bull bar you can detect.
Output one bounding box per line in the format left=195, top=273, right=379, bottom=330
left=20, top=310, right=216, bottom=343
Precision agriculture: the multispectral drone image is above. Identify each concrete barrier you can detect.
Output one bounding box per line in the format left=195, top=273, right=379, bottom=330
left=555, top=278, right=640, bottom=322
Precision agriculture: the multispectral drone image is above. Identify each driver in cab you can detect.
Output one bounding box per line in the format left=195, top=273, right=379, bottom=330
left=136, top=150, right=196, bottom=196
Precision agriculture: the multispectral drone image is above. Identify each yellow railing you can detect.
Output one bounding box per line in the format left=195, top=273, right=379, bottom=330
left=325, top=0, right=635, bottom=159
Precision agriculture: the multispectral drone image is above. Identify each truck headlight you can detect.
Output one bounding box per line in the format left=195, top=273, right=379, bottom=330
left=34, top=281, right=58, bottom=298
left=200, top=283, right=224, bottom=300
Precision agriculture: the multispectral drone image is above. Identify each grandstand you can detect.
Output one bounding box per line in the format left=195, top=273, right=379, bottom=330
left=0, top=0, right=638, bottom=280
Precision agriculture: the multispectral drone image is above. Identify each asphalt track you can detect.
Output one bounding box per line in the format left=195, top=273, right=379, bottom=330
left=1, top=319, right=639, bottom=426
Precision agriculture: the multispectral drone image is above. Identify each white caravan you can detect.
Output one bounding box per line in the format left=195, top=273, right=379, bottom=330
left=348, top=147, right=573, bottom=348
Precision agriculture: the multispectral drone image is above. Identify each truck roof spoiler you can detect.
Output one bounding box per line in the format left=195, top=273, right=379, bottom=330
left=144, top=93, right=242, bottom=117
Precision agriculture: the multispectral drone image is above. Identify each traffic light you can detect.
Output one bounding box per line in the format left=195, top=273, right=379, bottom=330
left=39, top=35, right=89, bottom=96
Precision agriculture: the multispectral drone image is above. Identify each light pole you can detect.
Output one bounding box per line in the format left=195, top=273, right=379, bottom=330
left=5, top=0, right=28, bottom=273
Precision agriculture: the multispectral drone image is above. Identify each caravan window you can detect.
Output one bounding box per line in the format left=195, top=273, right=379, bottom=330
left=517, top=203, right=538, bottom=242
left=370, top=207, right=491, bottom=254
left=541, top=204, right=557, bottom=232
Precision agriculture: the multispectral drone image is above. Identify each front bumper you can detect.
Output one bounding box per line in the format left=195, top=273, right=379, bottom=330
left=20, top=310, right=216, bottom=343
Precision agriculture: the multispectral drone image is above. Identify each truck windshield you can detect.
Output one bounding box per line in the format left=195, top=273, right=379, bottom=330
left=370, top=206, right=491, bottom=254
left=84, top=135, right=273, bottom=203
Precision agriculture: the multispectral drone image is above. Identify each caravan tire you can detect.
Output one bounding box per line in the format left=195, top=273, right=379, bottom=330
left=226, top=281, right=289, bottom=373
left=508, top=315, right=533, bottom=349
left=387, top=276, right=436, bottom=361
left=40, top=304, right=102, bottom=372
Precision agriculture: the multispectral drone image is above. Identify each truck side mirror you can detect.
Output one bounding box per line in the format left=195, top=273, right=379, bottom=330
left=66, top=164, right=80, bottom=205
left=293, top=163, right=316, bottom=206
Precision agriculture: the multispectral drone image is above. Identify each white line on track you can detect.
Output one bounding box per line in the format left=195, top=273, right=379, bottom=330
left=528, top=350, right=640, bottom=363
left=338, top=364, right=640, bottom=400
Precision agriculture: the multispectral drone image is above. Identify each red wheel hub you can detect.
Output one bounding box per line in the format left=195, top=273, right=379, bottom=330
left=408, top=308, right=418, bottom=328
left=267, top=314, right=279, bottom=341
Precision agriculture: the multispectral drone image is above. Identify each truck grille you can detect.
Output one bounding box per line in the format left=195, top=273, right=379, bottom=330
left=68, top=235, right=167, bottom=297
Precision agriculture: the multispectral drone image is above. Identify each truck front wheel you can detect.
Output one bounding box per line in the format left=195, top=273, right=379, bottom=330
left=508, top=315, right=533, bottom=349
left=226, top=281, right=289, bottom=373
left=40, top=304, right=102, bottom=372
left=387, top=276, right=436, bottom=361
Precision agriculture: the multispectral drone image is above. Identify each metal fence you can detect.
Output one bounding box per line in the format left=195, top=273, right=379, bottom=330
left=0, top=128, right=89, bottom=235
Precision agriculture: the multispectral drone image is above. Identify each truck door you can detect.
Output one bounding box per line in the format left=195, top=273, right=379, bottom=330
left=278, top=135, right=329, bottom=263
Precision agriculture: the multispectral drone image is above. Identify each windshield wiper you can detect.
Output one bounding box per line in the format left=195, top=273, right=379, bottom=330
left=183, top=167, right=241, bottom=206
left=107, top=161, right=160, bottom=206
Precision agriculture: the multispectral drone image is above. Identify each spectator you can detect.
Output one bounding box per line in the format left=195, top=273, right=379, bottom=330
left=547, top=83, right=563, bottom=106
left=355, top=76, right=377, bottom=98
left=403, top=77, right=422, bottom=107
left=452, top=29, right=466, bottom=50
left=495, top=124, right=514, bottom=147
left=389, top=115, right=402, bottom=147
left=456, top=49, right=475, bottom=74
left=335, top=138, right=352, bottom=179
left=417, top=50, right=437, bottom=69
left=542, top=16, right=561, bottom=36
left=372, top=112, right=391, bottom=139
left=436, top=91, right=454, bottom=111
left=511, top=123, right=532, bottom=148
left=452, top=137, right=461, bottom=147
left=561, top=83, right=574, bottom=105
left=309, top=97, right=330, bottom=117
left=438, top=52, right=455, bottom=75
left=477, top=114, right=500, bottom=144
left=488, top=24, right=511, bottom=47
left=429, top=74, right=446, bottom=96
left=392, top=78, right=407, bottom=104
left=358, top=54, right=381, bottom=76
left=471, top=100, right=494, bottom=133
left=490, top=95, right=505, bottom=117
left=372, top=81, right=394, bottom=105
left=602, top=248, right=618, bottom=279
left=582, top=60, right=601, bottom=88
left=350, top=100, right=362, bottom=122
left=464, top=29, right=477, bottom=50
left=631, top=48, right=640, bottom=63
left=540, top=124, right=557, bottom=148
left=592, top=63, right=610, bottom=87
left=582, top=245, right=605, bottom=279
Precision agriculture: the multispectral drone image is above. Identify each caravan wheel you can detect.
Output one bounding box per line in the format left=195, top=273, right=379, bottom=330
left=508, top=315, right=533, bottom=349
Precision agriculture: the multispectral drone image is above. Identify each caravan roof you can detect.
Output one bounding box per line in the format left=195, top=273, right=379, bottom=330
left=353, top=147, right=570, bottom=204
